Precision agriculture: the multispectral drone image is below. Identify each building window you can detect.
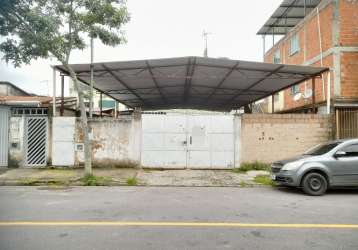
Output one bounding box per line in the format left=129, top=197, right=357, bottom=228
left=291, top=85, right=300, bottom=95
left=273, top=50, right=281, bottom=64
left=290, top=33, right=300, bottom=55
left=11, top=108, right=48, bottom=116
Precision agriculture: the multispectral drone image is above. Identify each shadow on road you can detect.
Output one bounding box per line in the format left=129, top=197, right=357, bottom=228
left=273, top=185, right=358, bottom=196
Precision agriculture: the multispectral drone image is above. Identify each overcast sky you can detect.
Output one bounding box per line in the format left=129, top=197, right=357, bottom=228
left=0, top=0, right=282, bottom=96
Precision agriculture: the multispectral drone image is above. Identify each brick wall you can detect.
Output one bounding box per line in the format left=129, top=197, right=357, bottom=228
left=239, top=114, right=333, bottom=163
left=341, top=52, right=358, bottom=97
left=339, top=0, right=358, bottom=99
left=340, top=0, right=358, bottom=47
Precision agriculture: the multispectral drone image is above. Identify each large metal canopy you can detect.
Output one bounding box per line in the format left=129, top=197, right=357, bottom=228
left=55, top=56, right=328, bottom=111
left=257, top=0, right=320, bottom=35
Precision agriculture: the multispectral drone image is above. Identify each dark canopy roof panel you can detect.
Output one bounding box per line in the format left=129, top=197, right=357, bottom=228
left=55, top=56, right=328, bottom=111
left=257, top=0, right=320, bottom=35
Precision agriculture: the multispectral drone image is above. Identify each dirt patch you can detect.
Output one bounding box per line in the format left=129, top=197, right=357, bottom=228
left=92, top=159, right=139, bottom=168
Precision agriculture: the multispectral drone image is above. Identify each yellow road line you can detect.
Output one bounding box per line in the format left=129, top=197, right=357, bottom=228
left=0, top=221, right=357, bottom=229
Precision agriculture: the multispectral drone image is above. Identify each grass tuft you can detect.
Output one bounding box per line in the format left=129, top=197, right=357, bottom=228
left=233, top=161, right=271, bottom=173
left=239, top=180, right=249, bottom=187
left=253, top=175, right=275, bottom=186
left=80, top=174, right=113, bottom=186
left=126, top=177, right=137, bottom=186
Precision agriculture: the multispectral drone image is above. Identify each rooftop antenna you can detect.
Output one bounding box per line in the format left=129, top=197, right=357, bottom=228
left=203, top=30, right=212, bottom=57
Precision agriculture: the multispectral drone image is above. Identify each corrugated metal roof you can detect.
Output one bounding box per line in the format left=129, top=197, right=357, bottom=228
left=55, top=56, right=328, bottom=111
left=257, top=0, right=320, bottom=35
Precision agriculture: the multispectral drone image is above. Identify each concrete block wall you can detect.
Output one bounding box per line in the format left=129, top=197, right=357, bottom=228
left=239, top=114, right=333, bottom=164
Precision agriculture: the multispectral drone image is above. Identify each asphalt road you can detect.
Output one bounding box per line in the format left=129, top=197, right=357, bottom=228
left=0, top=186, right=358, bottom=250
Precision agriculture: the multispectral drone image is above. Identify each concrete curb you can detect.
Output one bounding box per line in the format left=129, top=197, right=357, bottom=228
left=0, top=168, right=272, bottom=187
left=0, top=180, right=269, bottom=188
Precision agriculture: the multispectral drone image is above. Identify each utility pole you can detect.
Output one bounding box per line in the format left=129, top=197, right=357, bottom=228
left=89, top=37, right=94, bottom=118
left=203, top=30, right=212, bottom=57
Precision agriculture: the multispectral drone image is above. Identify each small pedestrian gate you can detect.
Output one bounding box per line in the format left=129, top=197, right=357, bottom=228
left=25, top=117, right=48, bottom=166
left=336, top=108, right=358, bottom=139
left=0, top=107, right=10, bottom=167
left=141, top=113, right=235, bottom=169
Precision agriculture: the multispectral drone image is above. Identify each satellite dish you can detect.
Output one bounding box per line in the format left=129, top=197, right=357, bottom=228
left=303, top=89, right=313, bottom=99
left=293, top=93, right=302, bottom=101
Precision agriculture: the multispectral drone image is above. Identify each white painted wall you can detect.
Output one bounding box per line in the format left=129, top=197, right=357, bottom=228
left=0, top=107, right=10, bottom=167
left=52, top=117, right=75, bottom=166
left=234, top=115, right=241, bottom=168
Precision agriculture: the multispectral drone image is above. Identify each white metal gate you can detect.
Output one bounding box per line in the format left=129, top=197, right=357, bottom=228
left=0, top=107, right=10, bottom=167
left=141, top=113, right=234, bottom=169
left=25, top=117, right=48, bottom=166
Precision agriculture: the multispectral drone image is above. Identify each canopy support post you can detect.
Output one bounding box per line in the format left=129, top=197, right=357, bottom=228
left=262, top=35, right=266, bottom=61
left=60, top=74, right=64, bottom=116
left=89, top=37, right=94, bottom=119
left=100, top=92, right=103, bottom=118
left=52, top=67, right=56, bottom=117
left=327, top=70, right=331, bottom=115
left=271, top=95, right=275, bottom=113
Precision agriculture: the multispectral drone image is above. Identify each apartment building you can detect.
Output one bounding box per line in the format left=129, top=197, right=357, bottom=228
left=258, top=0, right=357, bottom=111
left=257, top=0, right=358, bottom=138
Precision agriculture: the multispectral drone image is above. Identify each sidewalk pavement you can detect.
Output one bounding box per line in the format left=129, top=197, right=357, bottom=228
left=0, top=168, right=270, bottom=187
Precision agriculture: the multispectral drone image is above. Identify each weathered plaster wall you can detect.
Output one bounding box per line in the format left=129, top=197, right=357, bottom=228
left=75, top=113, right=141, bottom=167
left=8, top=117, right=25, bottom=167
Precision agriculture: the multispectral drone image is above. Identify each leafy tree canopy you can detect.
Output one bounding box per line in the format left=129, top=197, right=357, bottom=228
left=0, top=0, right=130, bottom=66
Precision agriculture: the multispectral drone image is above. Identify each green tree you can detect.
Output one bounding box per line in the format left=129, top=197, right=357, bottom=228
left=0, top=0, right=130, bottom=174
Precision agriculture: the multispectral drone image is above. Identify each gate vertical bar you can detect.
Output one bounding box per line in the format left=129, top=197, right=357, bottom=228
left=335, top=109, right=340, bottom=139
